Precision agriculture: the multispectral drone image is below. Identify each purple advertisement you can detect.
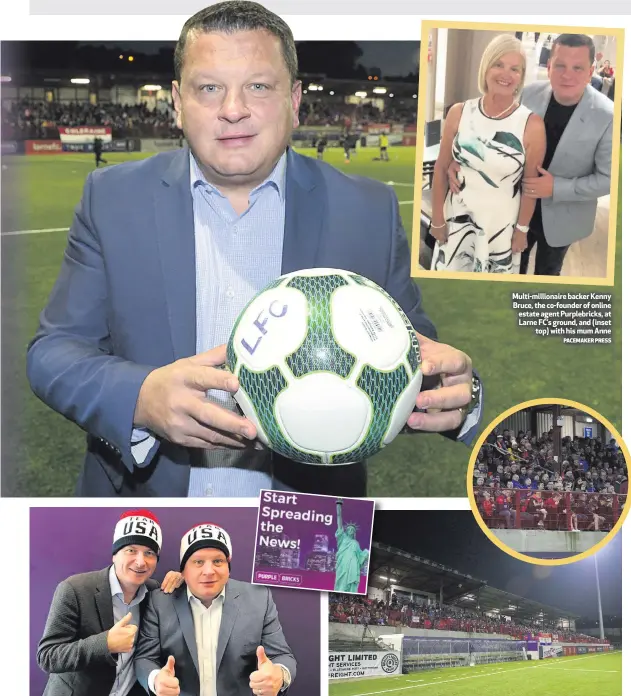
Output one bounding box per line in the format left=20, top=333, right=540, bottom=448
left=252, top=491, right=375, bottom=593
left=30, top=507, right=319, bottom=696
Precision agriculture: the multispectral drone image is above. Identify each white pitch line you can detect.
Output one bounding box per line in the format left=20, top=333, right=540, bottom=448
left=346, top=653, right=616, bottom=696
left=534, top=653, right=615, bottom=668
left=1, top=227, right=67, bottom=237
left=542, top=667, right=619, bottom=673
left=386, top=181, right=415, bottom=187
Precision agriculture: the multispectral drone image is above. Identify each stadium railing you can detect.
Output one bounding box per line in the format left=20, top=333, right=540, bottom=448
left=475, top=487, right=626, bottom=532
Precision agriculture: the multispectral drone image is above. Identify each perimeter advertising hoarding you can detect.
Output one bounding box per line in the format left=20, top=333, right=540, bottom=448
left=58, top=126, right=112, bottom=143
left=329, top=651, right=402, bottom=679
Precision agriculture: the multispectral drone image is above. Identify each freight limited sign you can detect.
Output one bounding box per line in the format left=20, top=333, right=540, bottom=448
left=58, top=126, right=112, bottom=144
left=329, top=651, right=402, bottom=679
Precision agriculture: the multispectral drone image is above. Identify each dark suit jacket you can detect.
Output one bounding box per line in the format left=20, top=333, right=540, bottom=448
left=134, top=579, right=296, bottom=696
left=27, top=147, right=438, bottom=497
left=37, top=566, right=158, bottom=696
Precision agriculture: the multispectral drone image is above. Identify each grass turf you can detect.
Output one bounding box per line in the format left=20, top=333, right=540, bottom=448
left=0, top=146, right=622, bottom=496
left=329, top=651, right=622, bottom=696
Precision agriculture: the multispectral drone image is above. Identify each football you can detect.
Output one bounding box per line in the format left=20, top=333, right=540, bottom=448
left=226, top=268, right=422, bottom=464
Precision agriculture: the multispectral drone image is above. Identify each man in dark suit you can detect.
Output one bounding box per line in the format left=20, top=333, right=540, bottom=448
left=27, top=1, right=481, bottom=498
left=37, top=511, right=170, bottom=696
left=135, top=523, right=296, bottom=696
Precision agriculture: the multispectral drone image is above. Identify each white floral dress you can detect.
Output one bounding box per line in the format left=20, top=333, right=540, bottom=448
left=431, top=98, right=532, bottom=274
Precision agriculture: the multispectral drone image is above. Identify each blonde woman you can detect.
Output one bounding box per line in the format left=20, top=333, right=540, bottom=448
left=430, top=34, right=546, bottom=273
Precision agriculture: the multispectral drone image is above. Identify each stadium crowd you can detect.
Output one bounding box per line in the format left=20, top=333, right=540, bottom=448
left=1, top=98, right=179, bottom=140
left=329, top=593, right=606, bottom=644
left=473, top=431, right=627, bottom=531
left=298, top=99, right=416, bottom=127
left=2, top=94, right=416, bottom=141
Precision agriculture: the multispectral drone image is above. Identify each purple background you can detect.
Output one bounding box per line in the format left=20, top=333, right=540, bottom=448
left=30, top=507, right=320, bottom=696
left=253, top=493, right=374, bottom=593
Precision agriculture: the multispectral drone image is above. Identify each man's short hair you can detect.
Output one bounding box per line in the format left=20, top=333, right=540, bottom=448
left=551, top=34, right=596, bottom=64
left=174, top=0, right=298, bottom=84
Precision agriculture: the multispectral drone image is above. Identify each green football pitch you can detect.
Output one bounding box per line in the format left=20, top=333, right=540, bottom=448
left=330, top=651, right=622, bottom=696
left=0, top=146, right=622, bottom=496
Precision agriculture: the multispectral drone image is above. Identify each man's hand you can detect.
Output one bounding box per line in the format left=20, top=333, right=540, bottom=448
left=407, top=333, right=473, bottom=433
left=447, top=160, right=462, bottom=194
left=154, top=655, right=180, bottom=696
left=134, top=345, right=258, bottom=449
left=522, top=166, right=554, bottom=199
left=160, top=571, right=184, bottom=594
left=249, top=646, right=284, bottom=696
left=106, top=612, right=137, bottom=654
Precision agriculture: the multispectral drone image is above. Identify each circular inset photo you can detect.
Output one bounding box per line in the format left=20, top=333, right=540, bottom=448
left=468, top=399, right=628, bottom=565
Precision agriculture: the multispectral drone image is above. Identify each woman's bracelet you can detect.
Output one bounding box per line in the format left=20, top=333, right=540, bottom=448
left=432, top=221, right=447, bottom=229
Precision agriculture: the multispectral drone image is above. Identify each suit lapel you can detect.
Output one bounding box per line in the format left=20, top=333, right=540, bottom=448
left=527, top=82, right=552, bottom=119
left=216, top=581, right=240, bottom=668
left=154, top=148, right=197, bottom=361
left=281, top=148, right=325, bottom=274
left=94, top=567, right=115, bottom=631
left=174, top=586, right=200, bottom=675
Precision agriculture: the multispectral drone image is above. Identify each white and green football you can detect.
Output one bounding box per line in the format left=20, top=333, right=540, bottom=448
left=226, top=268, right=422, bottom=464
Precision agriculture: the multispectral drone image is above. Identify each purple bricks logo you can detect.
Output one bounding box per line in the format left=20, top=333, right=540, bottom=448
left=252, top=491, right=375, bottom=593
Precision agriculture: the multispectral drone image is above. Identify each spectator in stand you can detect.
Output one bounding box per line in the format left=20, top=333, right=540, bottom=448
left=495, top=489, right=515, bottom=529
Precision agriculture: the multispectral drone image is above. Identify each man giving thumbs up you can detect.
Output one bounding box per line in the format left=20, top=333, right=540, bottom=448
left=135, top=521, right=296, bottom=696
left=249, top=646, right=285, bottom=696
left=154, top=656, right=180, bottom=696
left=107, top=612, right=138, bottom=654
left=37, top=510, right=163, bottom=696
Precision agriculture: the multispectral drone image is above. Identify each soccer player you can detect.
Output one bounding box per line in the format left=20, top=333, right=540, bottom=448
left=379, top=131, right=389, bottom=161
left=94, top=136, right=108, bottom=168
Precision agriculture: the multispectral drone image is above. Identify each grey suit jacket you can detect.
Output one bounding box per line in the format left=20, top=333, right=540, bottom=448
left=521, top=82, right=614, bottom=246
left=37, top=566, right=158, bottom=696
left=134, top=579, right=297, bottom=696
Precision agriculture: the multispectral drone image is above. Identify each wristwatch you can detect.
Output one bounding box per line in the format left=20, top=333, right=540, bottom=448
left=468, top=373, right=481, bottom=417
left=514, top=224, right=529, bottom=233
left=278, top=664, right=292, bottom=691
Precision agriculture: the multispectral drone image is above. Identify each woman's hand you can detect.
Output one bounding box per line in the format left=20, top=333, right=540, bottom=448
left=430, top=221, right=449, bottom=245
left=511, top=226, right=528, bottom=253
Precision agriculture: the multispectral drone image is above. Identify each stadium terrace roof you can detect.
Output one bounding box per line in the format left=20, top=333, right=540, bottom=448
left=450, top=584, right=582, bottom=624
left=369, top=542, right=581, bottom=625
left=369, top=542, right=486, bottom=602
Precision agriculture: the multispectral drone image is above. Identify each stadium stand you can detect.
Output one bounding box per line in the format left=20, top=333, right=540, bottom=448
left=328, top=543, right=611, bottom=675
left=329, top=593, right=603, bottom=643
left=1, top=98, right=179, bottom=140
left=473, top=431, right=627, bottom=532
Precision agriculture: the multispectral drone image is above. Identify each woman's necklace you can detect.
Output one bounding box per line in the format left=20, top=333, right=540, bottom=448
left=480, top=97, right=518, bottom=119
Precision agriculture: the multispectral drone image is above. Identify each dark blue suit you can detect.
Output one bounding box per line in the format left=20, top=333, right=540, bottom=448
left=27, top=147, right=440, bottom=496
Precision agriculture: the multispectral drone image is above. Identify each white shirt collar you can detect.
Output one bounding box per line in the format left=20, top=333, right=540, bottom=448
left=187, top=583, right=226, bottom=608
left=109, top=564, right=148, bottom=603
left=189, top=149, right=287, bottom=202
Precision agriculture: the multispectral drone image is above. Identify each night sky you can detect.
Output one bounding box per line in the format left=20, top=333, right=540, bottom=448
left=108, top=41, right=421, bottom=78
left=3, top=41, right=420, bottom=80
left=371, top=511, right=622, bottom=620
